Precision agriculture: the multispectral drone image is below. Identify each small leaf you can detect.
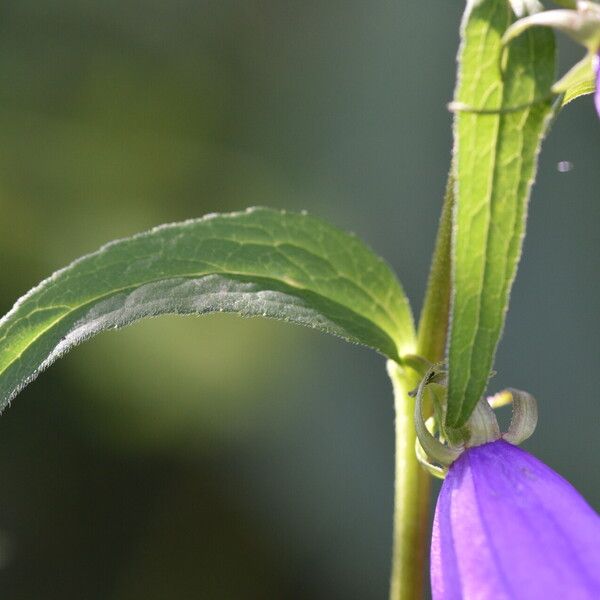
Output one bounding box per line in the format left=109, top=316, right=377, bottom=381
left=553, top=53, right=596, bottom=106
left=562, top=77, right=596, bottom=104
left=417, top=174, right=453, bottom=364
left=0, top=208, right=415, bottom=411
left=447, top=0, right=556, bottom=429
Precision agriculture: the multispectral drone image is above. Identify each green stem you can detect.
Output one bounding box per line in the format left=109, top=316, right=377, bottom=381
left=388, top=176, right=454, bottom=600
left=387, top=361, right=429, bottom=600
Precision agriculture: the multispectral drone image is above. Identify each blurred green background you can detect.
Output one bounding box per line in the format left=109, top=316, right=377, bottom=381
left=0, top=1, right=598, bottom=598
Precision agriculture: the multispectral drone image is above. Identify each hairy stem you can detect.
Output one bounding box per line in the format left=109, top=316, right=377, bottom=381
left=388, top=361, right=429, bottom=600
left=389, top=178, right=454, bottom=599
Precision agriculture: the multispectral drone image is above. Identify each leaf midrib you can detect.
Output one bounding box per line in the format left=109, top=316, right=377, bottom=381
left=0, top=270, right=403, bottom=378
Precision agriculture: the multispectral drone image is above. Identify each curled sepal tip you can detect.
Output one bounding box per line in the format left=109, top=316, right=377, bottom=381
left=503, top=2, right=600, bottom=51
left=414, top=367, right=462, bottom=470
left=502, top=387, right=538, bottom=445
left=414, top=371, right=540, bottom=478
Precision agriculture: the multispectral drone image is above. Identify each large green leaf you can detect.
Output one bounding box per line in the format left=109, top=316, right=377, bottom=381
left=447, top=0, right=556, bottom=429
left=0, top=207, right=415, bottom=411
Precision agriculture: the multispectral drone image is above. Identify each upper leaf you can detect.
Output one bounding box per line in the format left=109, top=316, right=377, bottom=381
left=0, top=207, right=416, bottom=411
left=447, top=0, right=556, bottom=429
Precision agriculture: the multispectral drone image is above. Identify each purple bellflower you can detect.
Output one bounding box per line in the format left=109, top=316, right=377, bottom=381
left=431, top=439, right=600, bottom=600
left=595, top=52, right=600, bottom=118
left=413, top=377, right=600, bottom=599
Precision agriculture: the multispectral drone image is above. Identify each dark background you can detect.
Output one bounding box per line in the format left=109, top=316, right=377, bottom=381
left=0, top=1, right=597, bottom=598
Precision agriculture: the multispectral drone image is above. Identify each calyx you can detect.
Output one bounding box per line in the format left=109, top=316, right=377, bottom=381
left=412, top=366, right=538, bottom=479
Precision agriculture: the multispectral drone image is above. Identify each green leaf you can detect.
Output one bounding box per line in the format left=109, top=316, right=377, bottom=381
left=0, top=207, right=415, bottom=411
left=553, top=53, right=596, bottom=107
left=417, top=174, right=454, bottom=364
left=561, top=77, right=596, bottom=105
left=447, top=0, right=556, bottom=429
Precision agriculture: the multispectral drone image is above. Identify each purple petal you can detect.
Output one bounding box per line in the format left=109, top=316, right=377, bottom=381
left=595, top=52, right=600, bottom=119
left=431, top=439, right=600, bottom=599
